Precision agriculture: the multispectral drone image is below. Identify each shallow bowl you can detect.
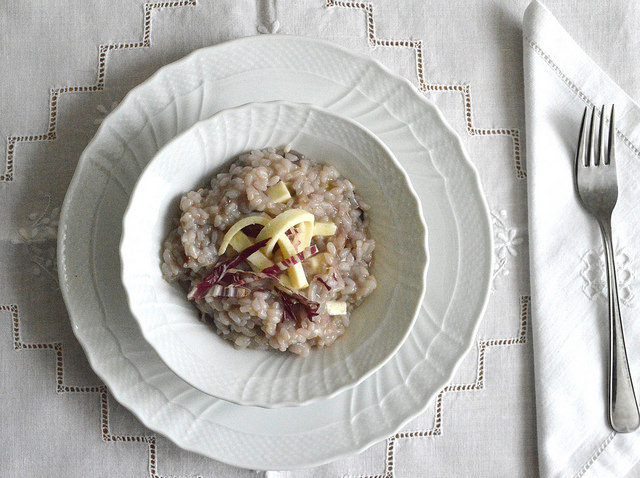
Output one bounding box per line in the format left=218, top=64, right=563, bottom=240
left=120, top=101, right=428, bottom=408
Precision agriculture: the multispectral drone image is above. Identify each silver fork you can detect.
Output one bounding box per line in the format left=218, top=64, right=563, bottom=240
left=576, top=105, right=640, bottom=432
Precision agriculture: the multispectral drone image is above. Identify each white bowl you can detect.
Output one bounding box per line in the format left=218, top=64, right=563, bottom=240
left=120, top=101, right=428, bottom=408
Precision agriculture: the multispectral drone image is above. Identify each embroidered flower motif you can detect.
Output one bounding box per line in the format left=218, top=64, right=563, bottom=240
left=581, top=248, right=634, bottom=307
left=93, top=101, right=119, bottom=125
left=496, top=228, right=523, bottom=259
left=492, top=210, right=524, bottom=289
left=13, top=194, right=59, bottom=284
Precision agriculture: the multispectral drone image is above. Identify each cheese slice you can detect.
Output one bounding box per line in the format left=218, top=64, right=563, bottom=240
left=219, top=209, right=320, bottom=285
left=218, top=214, right=271, bottom=255
left=277, top=234, right=308, bottom=289
left=229, top=231, right=252, bottom=251
left=256, top=209, right=315, bottom=256
left=296, top=221, right=314, bottom=250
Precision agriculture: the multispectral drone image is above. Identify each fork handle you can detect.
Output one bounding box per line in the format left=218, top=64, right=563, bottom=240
left=600, top=219, right=640, bottom=432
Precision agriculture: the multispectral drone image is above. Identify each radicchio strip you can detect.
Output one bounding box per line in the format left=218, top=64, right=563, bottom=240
left=284, top=226, right=301, bottom=250
left=316, top=277, right=331, bottom=291
left=222, top=268, right=319, bottom=319
left=223, top=268, right=265, bottom=287
left=204, top=285, right=250, bottom=299
left=188, top=238, right=269, bottom=301
left=260, top=245, right=319, bottom=276
left=285, top=226, right=299, bottom=239
left=276, top=289, right=317, bottom=324
left=277, top=289, right=298, bottom=324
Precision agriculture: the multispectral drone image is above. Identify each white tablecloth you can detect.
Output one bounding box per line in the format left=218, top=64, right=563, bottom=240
left=1, top=1, right=638, bottom=476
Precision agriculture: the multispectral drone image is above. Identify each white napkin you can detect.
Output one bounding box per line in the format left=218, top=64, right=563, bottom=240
left=524, top=1, right=640, bottom=476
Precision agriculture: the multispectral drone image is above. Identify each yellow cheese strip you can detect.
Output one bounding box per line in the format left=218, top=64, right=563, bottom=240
left=313, top=222, right=337, bottom=236
left=229, top=231, right=252, bottom=251
left=256, top=209, right=315, bottom=256
left=266, top=181, right=291, bottom=203
left=298, top=221, right=314, bottom=249
left=277, top=234, right=308, bottom=289
left=326, top=301, right=347, bottom=315
left=218, top=214, right=271, bottom=255
left=229, top=232, right=274, bottom=271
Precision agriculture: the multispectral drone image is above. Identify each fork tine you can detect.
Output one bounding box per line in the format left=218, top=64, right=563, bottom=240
left=607, top=104, right=616, bottom=166
left=598, top=105, right=606, bottom=166
left=576, top=106, right=589, bottom=170
left=587, top=106, right=596, bottom=167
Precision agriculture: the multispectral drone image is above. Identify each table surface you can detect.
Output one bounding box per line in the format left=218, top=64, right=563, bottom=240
left=1, top=1, right=639, bottom=476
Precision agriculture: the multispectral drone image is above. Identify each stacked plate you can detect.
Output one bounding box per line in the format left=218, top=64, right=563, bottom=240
left=58, top=35, right=492, bottom=470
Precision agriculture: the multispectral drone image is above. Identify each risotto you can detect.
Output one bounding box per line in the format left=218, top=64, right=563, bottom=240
left=161, top=146, right=376, bottom=356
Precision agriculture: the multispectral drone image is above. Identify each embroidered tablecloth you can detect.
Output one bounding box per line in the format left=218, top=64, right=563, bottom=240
left=1, top=1, right=638, bottom=476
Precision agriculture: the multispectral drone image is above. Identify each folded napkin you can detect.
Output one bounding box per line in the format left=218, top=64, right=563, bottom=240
left=524, top=1, right=640, bottom=476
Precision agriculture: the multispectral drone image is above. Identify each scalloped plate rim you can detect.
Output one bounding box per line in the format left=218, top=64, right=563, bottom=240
left=57, top=35, right=493, bottom=470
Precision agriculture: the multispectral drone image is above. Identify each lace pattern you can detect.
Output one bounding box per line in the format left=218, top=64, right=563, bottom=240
left=0, top=1, right=196, bottom=183
left=2, top=2, right=199, bottom=476
left=0, top=304, right=202, bottom=478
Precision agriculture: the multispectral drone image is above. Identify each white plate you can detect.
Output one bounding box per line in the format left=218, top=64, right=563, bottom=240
left=58, top=35, right=492, bottom=470
left=121, top=101, right=427, bottom=407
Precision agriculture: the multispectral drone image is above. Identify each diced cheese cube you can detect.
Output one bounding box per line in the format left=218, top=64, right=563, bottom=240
left=313, top=222, right=337, bottom=236
left=326, top=301, right=347, bottom=315
left=266, top=181, right=291, bottom=203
